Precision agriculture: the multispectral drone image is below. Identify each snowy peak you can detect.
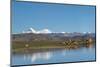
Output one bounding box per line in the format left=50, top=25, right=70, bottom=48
left=29, top=28, right=36, bottom=33
left=38, top=29, right=52, bottom=33
left=21, top=27, right=94, bottom=35
left=22, top=28, right=52, bottom=34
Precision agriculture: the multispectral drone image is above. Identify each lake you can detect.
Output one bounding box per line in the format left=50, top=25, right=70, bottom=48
left=12, top=44, right=96, bottom=66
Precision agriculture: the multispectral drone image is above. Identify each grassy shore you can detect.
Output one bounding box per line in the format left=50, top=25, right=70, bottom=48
left=12, top=39, right=95, bottom=53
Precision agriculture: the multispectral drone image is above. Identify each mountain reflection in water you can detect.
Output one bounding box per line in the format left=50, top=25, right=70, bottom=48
left=23, top=51, right=52, bottom=62
left=12, top=44, right=95, bottom=66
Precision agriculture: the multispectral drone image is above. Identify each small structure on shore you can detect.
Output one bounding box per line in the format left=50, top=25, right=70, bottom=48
left=25, top=44, right=29, bottom=48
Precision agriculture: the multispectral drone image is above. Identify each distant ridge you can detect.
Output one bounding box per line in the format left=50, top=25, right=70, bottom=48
left=13, top=27, right=95, bottom=35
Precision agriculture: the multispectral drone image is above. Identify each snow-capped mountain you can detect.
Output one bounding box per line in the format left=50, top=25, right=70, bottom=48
left=37, top=29, right=52, bottom=34
left=12, top=27, right=95, bottom=41
left=22, top=28, right=52, bottom=34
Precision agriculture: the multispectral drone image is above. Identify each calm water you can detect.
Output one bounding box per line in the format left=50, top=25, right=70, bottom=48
left=12, top=44, right=96, bottom=66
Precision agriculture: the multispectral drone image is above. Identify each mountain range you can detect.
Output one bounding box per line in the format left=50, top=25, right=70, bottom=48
left=12, top=28, right=95, bottom=42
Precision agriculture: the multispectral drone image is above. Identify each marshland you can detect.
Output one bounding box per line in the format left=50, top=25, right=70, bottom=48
left=12, top=33, right=95, bottom=53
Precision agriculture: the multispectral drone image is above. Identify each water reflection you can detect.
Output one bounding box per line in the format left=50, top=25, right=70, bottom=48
left=23, top=51, right=52, bottom=62
left=22, top=48, right=71, bottom=63
left=12, top=44, right=95, bottom=65
left=23, top=45, right=94, bottom=63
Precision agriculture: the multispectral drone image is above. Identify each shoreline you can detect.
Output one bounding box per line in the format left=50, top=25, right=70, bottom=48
left=12, top=43, right=95, bottom=53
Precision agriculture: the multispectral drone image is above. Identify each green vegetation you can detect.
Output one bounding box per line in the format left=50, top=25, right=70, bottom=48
left=12, top=38, right=95, bottom=53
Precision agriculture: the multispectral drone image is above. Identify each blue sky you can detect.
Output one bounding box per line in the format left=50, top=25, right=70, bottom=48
left=12, top=0, right=96, bottom=33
